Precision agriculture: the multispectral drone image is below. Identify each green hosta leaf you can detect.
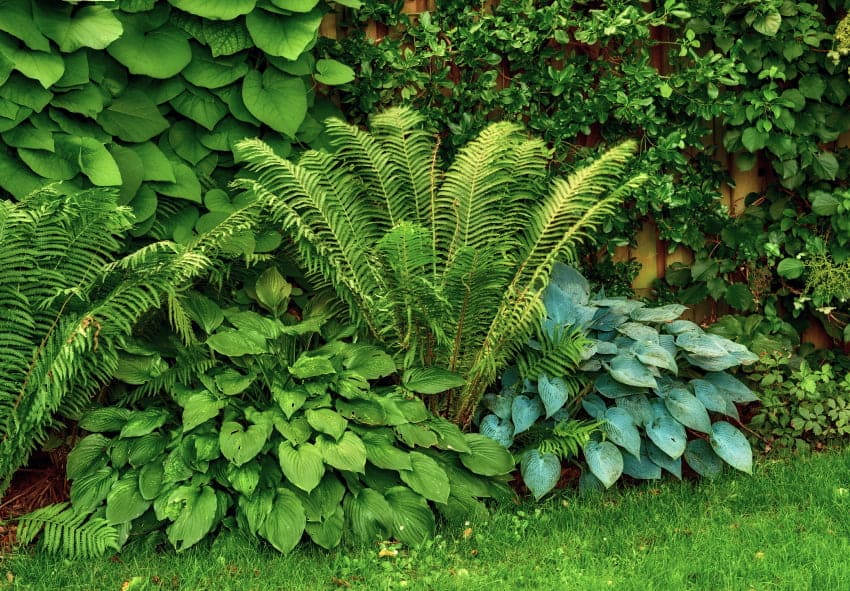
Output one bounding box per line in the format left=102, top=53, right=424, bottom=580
left=709, top=422, right=752, bottom=474
left=691, top=379, right=726, bottom=414
left=630, top=304, right=686, bottom=323
left=341, top=345, right=396, bottom=380
left=685, top=353, right=742, bottom=372
left=246, top=9, right=322, bottom=60
left=238, top=488, right=274, bottom=535
left=595, top=374, right=646, bottom=399
left=278, top=442, right=324, bottom=493
left=646, top=413, right=686, bottom=459
left=305, top=409, right=348, bottom=441
left=214, top=369, right=254, bottom=395
left=305, top=506, right=344, bottom=549
left=180, top=391, right=225, bottom=432
left=121, top=409, right=169, bottom=438
left=479, top=414, right=514, bottom=448
left=138, top=462, right=165, bottom=500
left=402, top=367, right=465, bottom=394
left=35, top=5, right=123, bottom=52
left=70, top=467, right=117, bottom=513
left=167, top=485, right=218, bottom=551
left=684, top=439, right=723, bottom=479
left=399, top=452, right=450, bottom=504
left=220, top=421, right=268, bottom=466
left=255, top=266, right=292, bottom=313
left=633, top=342, right=678, bottom=374
left=337, top=399, right=387, bottom=426
left=299, top=474, right=345, bottom=522
left=704, top=372, right=758, bottom=402
left=128, top=433, right=168, bottom=467
left=344, top=488, right=392, bottom=542
left=584, top=441, right=623, bottom=489
left=538, top=374, right=570, bottom=418
left=609, top=355, right=657, bottom=388
left=520, top=450, right=561, bottom=500
left=460, top=434, right=514, bottom=476
left=106, top=473, right=150, bottom=525
left=665, top=388, right=711, bottom=433
left=274, top=388, right=308, bottom=420
left=316, top=432, right=367, bottom=473
left=206, top=329, right=267, bottom=356
left=428, top=419, right=472, bottom=453
left=314, top=59, right=355, bottom=85
left=385, top=486, right=435, bottom=545
left=259, top=489, right=306, bottom=554
left=582, top=393, right=607, bottom=419
left=511, top=395, right=543, bottom=436
left=108, top=25, right=191, bottom=79
left=272, top=0, right=320, bottom=11
left=227, top=462, right=261, bottom=496
left=289, top=354, right=336, bottom=379
left=646, top=439, right=681, bottom=478
left=602, top=407, right=641, bottom=459
left=169, top=0, right=256, bottom=20
left=97, top=91, right=170, bottom=142
left=67, top=434, right=109, bottom=479
left=362, top=432, right=412, bottom=471
left=79, top=409, right=131, bottom=433
left=621, top=448, right=661, bottom=480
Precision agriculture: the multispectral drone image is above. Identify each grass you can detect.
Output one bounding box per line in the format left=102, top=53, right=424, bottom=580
left=3, top=449, right=850, bottom=591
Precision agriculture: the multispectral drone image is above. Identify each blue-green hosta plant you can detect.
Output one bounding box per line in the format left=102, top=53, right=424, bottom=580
left=479, top=263, right=760, bottom=499
left=19, top=270, right=513, bottom=557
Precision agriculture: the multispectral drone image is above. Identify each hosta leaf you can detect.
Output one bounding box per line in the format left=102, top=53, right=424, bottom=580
left=666, top=320, right=701, bottom=335
left=617, top=322, right=659, bottom=343
left=138, top=462, right=165, bottom=500
left=278, top=442, right=324, bottom=493
left=427, top=419, right=472, bottom=453
left=361, top=432, right=412, bottom=471
left=511, top=395, right=543, bottom=435
left=238, top=488, right=274, bottom=535
left=602, top=407, right=641, bottom=459
left=97, top=91, right=170, bottom=142
left=709, top=422, right=752, bottom=474
left=538, top=374, right=571, bottom=418
left=70, top=467, right=117, bottom=513
left=646, top=412, right=686, bottom=459
left=316, top=432, right=367, bottom=473
left=520, top=450, right=561, bottom=500
left=584, top=441, right=623, bottom=489
left=219, top=421, right=268, bottom=466
left=214, top=368, right=253, bottom=396
left=66, top=434, right=110, bottom=479
left=106, top=473, right=150, bottom=525
left=479, top=414, right=514, bottom=448
left=120, top=409, right=169, bottom=438
left=684, top=353, right=742, bottom=372
left=227, top=462, right=261, bottom=496
left=633, top=341, right=678, bottom=374
left=402, top=367, right=465, bottom=394
left=581, top=393, right=607, bottom=419
left=108, top=25, right=191, bottom=78
left=609, top=355, right=657, bottom=388
left=128, top=433, right=168, bottom=467
left=169, top=0, right=256, bottom=20
left=344, top=488, right=392, bottom=542
left=79, top=408, right=131, bottom=433
left=646, top=439, right=682, bottom=479
left=704, top=372, right=759, bottom=402
left=384, top=486, right=435, bottom=545
left=615, top=394, right=653, bottom=427
left=246, top=9, right=322, bottom=60
left=594, top=374, right=646, bottom=398
left=676, top=332, right=728, bottom=358
left=665, top=388, right=712, bottom=433
left=399, top=453, right=450, bottom=504
left=460, top=434, right=514, bottom=476
left=180, top=391, right=225, bottom=432
left=258, top=489, right=305, bottom=554
left=630, top=304, right=687, bottom=323
left=621, top=448, right=661, bottom=480
left=684, top=439, right=723, bottom=479
left=206, top=329, right=267, bottom=356
left=691, top=379, right=726, bottom=413
left=482, top=393, right=513, bottom=420
left=305, top=409, right=348, bottom=441
left=305, top=506, right=344, bottom=549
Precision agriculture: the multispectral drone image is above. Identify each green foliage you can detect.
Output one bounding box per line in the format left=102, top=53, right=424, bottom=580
left=0, top=0, right=353, bottom=257
left=16, top=502, right=119, bottom=559
left=235, top=107, right=645, bottom=426
left=0, top=187, right=257, bottom=494
left=749, top=356, right=850, bottom=453
left=480, top=262, right=759, bottom=499
left=39, top=274, right=512, bottom=556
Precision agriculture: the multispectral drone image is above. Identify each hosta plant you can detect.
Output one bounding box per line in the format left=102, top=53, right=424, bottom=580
left=480, top=263, right=760, bottom=499
left=235, top=107, right=646, bottom=426
left=20, top=270, right=513, bottom=557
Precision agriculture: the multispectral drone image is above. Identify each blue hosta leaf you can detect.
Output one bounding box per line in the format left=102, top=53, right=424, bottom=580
left=622, top=448, right=662, bottom=480
left=609, top=355, right=658, bottom=388
left=589, top=308, right=628, bottom=332
left=543, top=283, right=578, bottom=325
left=579, top=470, right=605, bottom=496
left=666, top=320, right=702, bottom=335
left=602, top=407, right=641, bottom=459
left=704, top=372, right=758, bottom=403
left=633, top=341, right=678, bottom=374
left=684, top=439, right=724, bottom=479
left=616, top=394, right=653, bottom=427
left=691, top=379, right=725, bottom=413
left=520, top=450, right=561, bottom=500
left=676, top=333, right=729, bottom=358
left=646, top=412, right=686, bottom=459
left=581, top=393, right=608, bottom=419
left=630, top=304, right=687, bottom=323
left=538, top=375, right=570, bottom=418
left=592, top=297, right=645, bottom=316
left=710, top=422, right=752, bottom=474
left=591, top=339, right=619, bottom=356
left=594, top=374, right=646, bottom=398
left=665, top=388, right=712, bottom=433
left=584, top=441, right=623, bottom=489
left=646, top=439, right=682, bottom=479
left=511, top=395, right=543, bottom=435
left=617, top=322, right=660, bottom=343
left=482, top=393, right=512, bottom=420
left=479, top=414, right=514, bottom=448
left=685, top=353, right=741, bottom=372
left=549, top=262, right=590, bottom=305
left=658, top=334, right=677, bottom=360
left=715, top=338, right=759, bottom=365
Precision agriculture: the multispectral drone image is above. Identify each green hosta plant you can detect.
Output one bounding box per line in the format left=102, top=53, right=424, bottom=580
left=235, top=107, right=646, bottom=426
left=21, top=274, right=512, bottom=557
left=480, top=263, right=760, bottom=499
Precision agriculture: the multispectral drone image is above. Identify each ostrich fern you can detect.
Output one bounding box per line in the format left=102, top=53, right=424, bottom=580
left=236, top=108, right=646, bottom=426
left=0, top=188, right=260, bottom=495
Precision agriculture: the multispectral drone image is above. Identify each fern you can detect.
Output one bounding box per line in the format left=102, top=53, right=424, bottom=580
left=16, top=502, right=120, bottom=558
left=531, top=419, right=603, bottom=460
left=235, top=107, right=645, bottom=426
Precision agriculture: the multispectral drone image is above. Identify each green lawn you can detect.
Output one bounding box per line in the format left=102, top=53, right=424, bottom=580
left=3, top=449, right=850, bottom=591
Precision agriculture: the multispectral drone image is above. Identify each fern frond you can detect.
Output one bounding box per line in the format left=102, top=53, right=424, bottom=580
left=17, top=502, right=120, bottom=558
left=529, top=419, right=603, bottom=460
left=517, top=324, right=589, bottom=383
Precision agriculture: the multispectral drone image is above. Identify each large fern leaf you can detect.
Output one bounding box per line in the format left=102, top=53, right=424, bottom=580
left=17, top=502, right=120, bottom=558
